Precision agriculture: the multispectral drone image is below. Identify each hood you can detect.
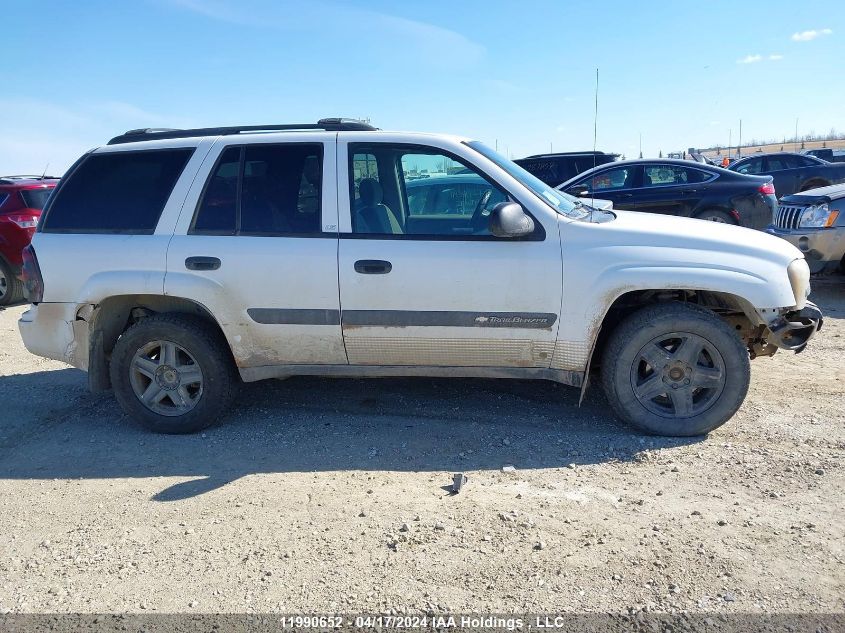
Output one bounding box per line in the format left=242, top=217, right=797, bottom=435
left=781, top=182, right=845, bottom=203
left=598, top=210, right=803, bottom=267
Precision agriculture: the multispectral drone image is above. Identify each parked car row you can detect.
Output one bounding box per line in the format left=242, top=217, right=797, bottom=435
left=0, top=175, right=59, bottom=305
left=555, top=159, right=777, bottom=229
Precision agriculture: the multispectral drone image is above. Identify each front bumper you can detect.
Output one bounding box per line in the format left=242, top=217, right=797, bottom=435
left=765, top=301, right=823, bottom=353
left=766, top=225, right=845, bottom=274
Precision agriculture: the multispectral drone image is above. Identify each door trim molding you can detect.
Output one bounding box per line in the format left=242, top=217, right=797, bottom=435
left=247, top=308, right=557, bottom=329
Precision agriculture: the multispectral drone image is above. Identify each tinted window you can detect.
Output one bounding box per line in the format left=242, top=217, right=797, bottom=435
left=349, top=144, right=509, bottom=237
left=193, top=144, right=322, bottom=235
left=585, top=166, right=633, bottom=191
left=20, top=188, right=54, bottom=210
left=194, top=147, right=239, bottom=233
left=643, top=165, right=711, bottom=186
left=796, top=155, right=821, bottom=167
left=44, top=149, right=193, bottom=233
left=767, top=156, right=799, bottom=171
left=734, top=157, right=763, bottom=175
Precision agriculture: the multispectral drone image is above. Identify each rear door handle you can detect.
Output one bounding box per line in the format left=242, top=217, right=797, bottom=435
left=185, top=256, right=221, bottom=271
left=681, top=188, right=698, bottom=194
left=354, top=259, right=392, bottom=274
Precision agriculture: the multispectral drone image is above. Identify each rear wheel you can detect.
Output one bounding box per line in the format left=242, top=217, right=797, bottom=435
left=694, top=209, right=735, bottom=224
left=0, top=258, right=24, bottom=306
left=110, top=314, right=238, bottom=433
left=601, top=302, right=750, bottom=436
left=799, top=180, right=829, bottom=192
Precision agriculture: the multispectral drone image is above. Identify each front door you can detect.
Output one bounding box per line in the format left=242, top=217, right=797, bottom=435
left=579, top=164, right=641, bottom=210
left=337, top=140, right=562, bottom=368
left=166, top=135, right=346, bottom=368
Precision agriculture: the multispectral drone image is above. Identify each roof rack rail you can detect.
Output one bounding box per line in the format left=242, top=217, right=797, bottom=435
left=107, top=118, right=378, bottom=145
left=0, top=175, right=60, bottom=183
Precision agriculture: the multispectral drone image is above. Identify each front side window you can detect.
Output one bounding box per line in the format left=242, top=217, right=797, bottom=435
left=586, top=166, right=634, bottom=191
left=349, top=144, right=511, bottom=237
left=43, top=149, right=193, bottom=233
left=734, top=157, right=763, bottom=175
left=192, top=143, right=322, bottom=235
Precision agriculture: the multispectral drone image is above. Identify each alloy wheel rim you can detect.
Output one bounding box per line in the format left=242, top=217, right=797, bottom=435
left=629, top=331, right=726, bottom=419
left=0, top=268, right=7, bottom=298
left=129, top=340, right=203, bottom=416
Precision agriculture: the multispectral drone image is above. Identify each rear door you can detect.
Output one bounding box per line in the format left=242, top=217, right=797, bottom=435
left=626, top=164, right=712, bottom=217
left=763, top=155, right=801, bottom=195
left=336, top=137, right=562, bottom=368
left=166, top=134, right=346, bottom=368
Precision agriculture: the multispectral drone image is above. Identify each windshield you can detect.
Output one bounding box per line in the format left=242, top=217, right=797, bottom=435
left=465, top=141, right=588, bottom=220
left=20, top=187, right=54, bottom=210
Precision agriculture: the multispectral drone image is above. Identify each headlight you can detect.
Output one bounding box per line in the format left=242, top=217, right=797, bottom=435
left=787, top=258, right=810, bottom=308
left=799, top=203, right=839, bottom=228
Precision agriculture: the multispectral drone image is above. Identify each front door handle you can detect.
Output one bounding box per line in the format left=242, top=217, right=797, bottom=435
left=354, top=259, right=392, bottom=274
left=619, top=193, right=634, bottom=198
left=681, top=188, right=698, bottom=194
left=185, top=256, right=221, bottom=271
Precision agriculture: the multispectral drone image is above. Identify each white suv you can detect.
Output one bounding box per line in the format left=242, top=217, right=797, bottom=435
left=18, top=119, right=822, bottom=436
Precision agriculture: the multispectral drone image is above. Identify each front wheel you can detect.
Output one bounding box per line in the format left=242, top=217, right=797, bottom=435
left=110, top=314, right=237, bottom=433
left=601, top=302, right=750, bottom=436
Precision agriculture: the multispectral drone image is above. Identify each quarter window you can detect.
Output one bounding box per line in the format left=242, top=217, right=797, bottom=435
left=42, top=149, right=193, bottom=233
left=192, top=143, right=322, bottom=235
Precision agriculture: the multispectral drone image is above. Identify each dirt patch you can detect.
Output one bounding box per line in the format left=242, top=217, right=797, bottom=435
left=0, top=281, right=843, bottom=614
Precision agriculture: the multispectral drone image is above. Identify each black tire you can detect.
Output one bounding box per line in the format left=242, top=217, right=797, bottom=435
left=601, top=302, right=750, bottom=436
left=799, top=180, right=829, bottom=192
left=110, top=314, right=238, bottom=433
left=0, top=257, right=24, bottom=306
left=693, top=209, right=736, bottom=224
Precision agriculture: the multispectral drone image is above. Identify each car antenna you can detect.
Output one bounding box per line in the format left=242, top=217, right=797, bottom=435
left=40, top=163, right=49, bottom=180
left=591, top=67, right=599, bottom=221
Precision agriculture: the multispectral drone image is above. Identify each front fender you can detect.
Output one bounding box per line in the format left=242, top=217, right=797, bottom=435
left=553, top=263, right=796, bottom=373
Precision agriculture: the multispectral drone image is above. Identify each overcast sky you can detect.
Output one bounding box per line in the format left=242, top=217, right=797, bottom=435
left=2, top=0, right=843, bottom=174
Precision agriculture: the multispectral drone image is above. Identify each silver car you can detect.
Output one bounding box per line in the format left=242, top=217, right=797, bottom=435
left=767, top=183, right=845, bottom=274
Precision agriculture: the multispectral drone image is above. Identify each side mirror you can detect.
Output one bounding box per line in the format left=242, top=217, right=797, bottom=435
left=488, top=202, right=535, bottom=238
left=565, top=185, right=590, bottom=197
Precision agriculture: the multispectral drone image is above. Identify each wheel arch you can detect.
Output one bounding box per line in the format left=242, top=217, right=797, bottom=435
left=80, top=294, right=232, bottom=392
left=588, top=288, right=760, bottom=375
left=799, top=178, right=831, bottom=192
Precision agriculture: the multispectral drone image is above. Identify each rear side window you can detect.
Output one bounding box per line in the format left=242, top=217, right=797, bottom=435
left=192, top=143, right=322, bottom=235
left=20, top=188, right=53, bottom=210
left=43, top=149, right=193, bottom=233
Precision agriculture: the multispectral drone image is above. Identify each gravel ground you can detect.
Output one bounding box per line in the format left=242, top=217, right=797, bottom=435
left=0, top=282, right=842, bottom=615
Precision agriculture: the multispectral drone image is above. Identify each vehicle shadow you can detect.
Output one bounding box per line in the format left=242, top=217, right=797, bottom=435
left=0, top=369, right=703, bottom=502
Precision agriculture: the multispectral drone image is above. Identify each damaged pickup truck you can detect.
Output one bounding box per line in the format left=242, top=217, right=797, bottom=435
left=19, top=119, right=822, bottom=436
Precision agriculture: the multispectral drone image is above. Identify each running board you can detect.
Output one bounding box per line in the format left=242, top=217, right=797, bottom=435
left=239, top=364, right=584, bottom=387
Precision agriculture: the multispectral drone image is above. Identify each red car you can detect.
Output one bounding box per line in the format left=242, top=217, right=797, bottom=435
left=0, top=176, right=59, bottom=305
